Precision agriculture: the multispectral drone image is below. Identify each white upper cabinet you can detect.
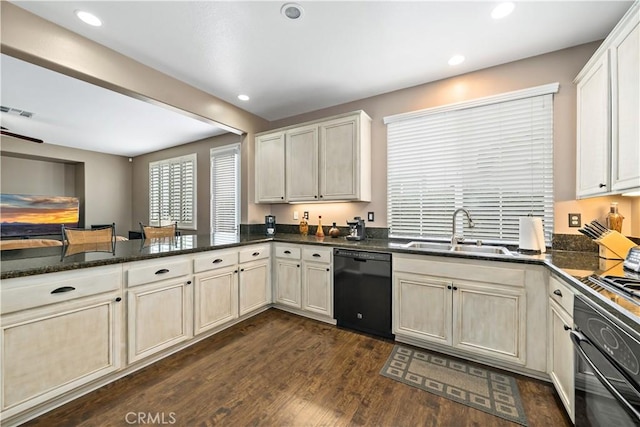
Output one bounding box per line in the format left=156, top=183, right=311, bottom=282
left=611, top=10, right=640, bottom=192
left=255, top=131, right=286, bottom=203
left=576, top=54, right=610, bottom=197
left=575, top=3, right=640, bottom=198
left=255, top=110, right=372, bottom=203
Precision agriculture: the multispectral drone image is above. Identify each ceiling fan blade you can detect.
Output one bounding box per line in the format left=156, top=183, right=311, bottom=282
left=0, top=128, right=44, bottom=143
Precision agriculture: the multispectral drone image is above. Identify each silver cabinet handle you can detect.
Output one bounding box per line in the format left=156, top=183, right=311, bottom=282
left=312, top=253, right=321, bottom=257
left=553, top=289, right=562, bottom=297
left=155, top=268, right=170, bottom=275
left=212, top=259, right=223, bottom=264
left=252, top=252, right=260, bottom=257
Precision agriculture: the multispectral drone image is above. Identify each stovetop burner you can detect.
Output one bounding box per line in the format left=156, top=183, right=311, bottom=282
left=582, top=274, right=640, bottom=317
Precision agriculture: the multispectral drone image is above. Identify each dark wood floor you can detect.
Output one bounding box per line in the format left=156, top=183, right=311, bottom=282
left=24, top=309, right=571, bottom=427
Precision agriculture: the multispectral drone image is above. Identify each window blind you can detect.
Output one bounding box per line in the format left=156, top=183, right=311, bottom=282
left=385, top=84, right=557, bottom=245
left=210, top=144, right=240, bottom=241
left=148, top=153, right=197, bottom=229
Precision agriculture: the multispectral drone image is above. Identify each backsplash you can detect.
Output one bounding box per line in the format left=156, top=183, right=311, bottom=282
left=241, top=224, right=639, bottom=253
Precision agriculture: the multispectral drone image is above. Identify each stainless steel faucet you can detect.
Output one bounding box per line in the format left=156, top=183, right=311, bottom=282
left=451, top=208, right=475, bottom=245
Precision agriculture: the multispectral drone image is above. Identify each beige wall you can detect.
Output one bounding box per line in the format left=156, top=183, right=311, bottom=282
left=0, top=136, right=132, bottom=231
left=1, top=155, right=76, bottom=196
left=265, top=42, right=639, bottom=237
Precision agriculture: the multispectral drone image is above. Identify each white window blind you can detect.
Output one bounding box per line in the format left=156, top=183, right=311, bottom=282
left=148, top=153, right=197, bottom=229
left=385, top=84, right=557, bottom=245
left=210, top=144, right=240, bottom=242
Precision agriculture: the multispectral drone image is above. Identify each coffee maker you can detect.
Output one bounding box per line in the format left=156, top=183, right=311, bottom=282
left=346, top=217, right=366, bottom=241
left=265, top=215, right=276, bottom=236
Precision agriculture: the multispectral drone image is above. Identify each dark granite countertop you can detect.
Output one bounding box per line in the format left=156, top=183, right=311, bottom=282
left=2, top=232, right=636, bottom=332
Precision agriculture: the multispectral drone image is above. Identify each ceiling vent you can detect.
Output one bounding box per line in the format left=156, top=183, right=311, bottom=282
left=1, top=106, right=34, bottom=118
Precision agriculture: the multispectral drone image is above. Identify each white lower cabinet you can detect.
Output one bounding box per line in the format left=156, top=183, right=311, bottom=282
left=393, top=254, right=543, bottom=371
left=0, top=266, right=123, bottom=420
left=273, top=244, right=333, bottom=321
left=194, top=265, right=238, bottom=335
left=394, top=270, right=525, bottom=365
left=301, top=247, right=332, bottom=317
left=238, top=245, right=271, bottom=316
left=548, top=276, right=575, bottom=423
left=126, top=256, right=193, bottom=364
left=274, top=246, right=302, bottom=308
left=193, top=250, right=239, bottom=335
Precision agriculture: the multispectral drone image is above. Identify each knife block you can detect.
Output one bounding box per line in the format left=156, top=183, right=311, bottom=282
left=597, top=231, right=636, bottom=260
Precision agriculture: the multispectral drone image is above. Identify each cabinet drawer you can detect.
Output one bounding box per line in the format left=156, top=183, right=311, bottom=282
left=275, top=245, right=301, bottom=259
left=1, top=265, right=122, bottom=314
left=239, top=245, right=270, bottom=263
left=127, top=258, right=190, bottom=287
left=193, top=250, right=237, bottom=273
left=549, top=275, right=575, bottom=315
left=302, top=247, right=331, bottom=263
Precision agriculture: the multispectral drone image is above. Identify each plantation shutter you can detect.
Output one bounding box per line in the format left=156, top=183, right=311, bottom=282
left=384, top=84, right=557, bottom=245
left=148, top=153, right=197, bottom=229
left=210, top=144, right=240, bottom=241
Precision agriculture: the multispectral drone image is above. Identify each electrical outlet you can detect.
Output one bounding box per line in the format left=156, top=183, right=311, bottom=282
left=367, top=212, right=374, bottom=222
left=303, top=211, right=309, bottom=220
left=293, top=211, right=299, bottom=220
left=568, top=213, right=581, bottom=228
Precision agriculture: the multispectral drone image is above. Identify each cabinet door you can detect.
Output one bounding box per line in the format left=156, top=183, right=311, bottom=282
left=318, top=116, right=360, bottom=200
left=393, top=272, right=452, bottom=345
left=576, top=54, right=611, bottom=197
left=239, top=260, right=270, bottom=316
left=549, top=299, right=575, bottom=423
left=302, top=261, right=332, bottom=317
left=255, top=132, right=286, bottom=203
left=286, top=125, right=319, bottom=201
left=274, top=259, right=301, bottom=308
left=611, top=15, right=640, bottom=192
left=127, top=279, right=193, bottom=363
left=1, top=295, right=121, bottom=417
left=453, top=281, right=526, bottom=365
left=194, top=266, right=238, bottom=335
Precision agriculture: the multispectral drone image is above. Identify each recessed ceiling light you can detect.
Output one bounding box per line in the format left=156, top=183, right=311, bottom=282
left=281, top=3, right=304, bottom=20
left=237, top=94, right=250, bottom=101
left=491, top=2, right=515, bottom=20
left=448, top=55, right=465, bottom=66
left=75, top=10, right=102, bottom=27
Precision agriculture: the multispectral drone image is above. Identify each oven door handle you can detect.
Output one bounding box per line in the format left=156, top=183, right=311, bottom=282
left=570, top=330, right=640, bottom=422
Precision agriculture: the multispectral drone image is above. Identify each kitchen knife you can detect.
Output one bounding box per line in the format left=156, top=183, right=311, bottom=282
left=584, top=224, right=603, bottom=238
left=590, top=220, right=609, bottom=233
left=578, top=228, right=599, bottom=240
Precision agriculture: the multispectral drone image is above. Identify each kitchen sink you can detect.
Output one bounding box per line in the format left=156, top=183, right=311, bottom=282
left=402, top=241, right=513, bottom=256
left=450, top=245, right=512, bottom=255
left=403, top=242, right=452, bottom=251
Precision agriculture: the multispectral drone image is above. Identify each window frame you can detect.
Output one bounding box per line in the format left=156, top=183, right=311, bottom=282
left=210, top=143, right=241, bottom=242
left=148, top=153, right=197, bottom=230
left=384, top=83, right=558, bottom=245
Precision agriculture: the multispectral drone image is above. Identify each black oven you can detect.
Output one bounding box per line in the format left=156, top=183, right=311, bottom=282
left=571, top=295, right=640, bottom=426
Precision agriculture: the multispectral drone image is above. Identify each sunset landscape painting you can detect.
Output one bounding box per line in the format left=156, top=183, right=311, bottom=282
left=0, top=194, right=80, bottom=237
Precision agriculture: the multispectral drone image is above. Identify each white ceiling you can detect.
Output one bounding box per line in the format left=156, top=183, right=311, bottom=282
left=2, top=0, right=635, bottom=156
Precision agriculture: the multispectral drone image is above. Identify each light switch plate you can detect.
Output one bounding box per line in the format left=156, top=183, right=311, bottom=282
left=568, top=213, right=581, bottom=228
left=367, top=212, right=374, bottom=222
left=293, top=211, right=299, bottom=220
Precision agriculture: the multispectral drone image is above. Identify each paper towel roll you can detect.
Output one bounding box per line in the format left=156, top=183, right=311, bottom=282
left=519, top=217, right=546, bottom=253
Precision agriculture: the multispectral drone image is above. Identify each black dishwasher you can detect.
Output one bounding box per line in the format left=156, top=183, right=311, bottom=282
left=333, top=248, right=393, bottom=339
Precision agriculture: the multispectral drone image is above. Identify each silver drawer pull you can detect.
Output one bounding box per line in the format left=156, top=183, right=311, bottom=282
left=252, top=252, right=260, bottom=256
left=51, top=286, right=76, bottom=294
left=212, top=259, right=223, bottom=264
left=312, top=253, right=321, bottom=257
left=284, top=250, right=291, bottom=254
left=553, top=289, right=562, bottom=297
left=155, top=268, right=170, bottom=275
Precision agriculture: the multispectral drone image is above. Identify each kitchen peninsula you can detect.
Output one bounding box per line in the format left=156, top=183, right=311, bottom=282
left=2, top=233, right=637, bottom=426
